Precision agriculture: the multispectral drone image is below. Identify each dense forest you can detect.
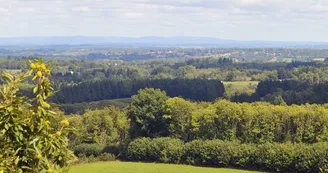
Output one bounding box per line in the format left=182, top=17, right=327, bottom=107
left=230, top=80, right=328, bottom=105
left=54, top=79, right=224, bottom=104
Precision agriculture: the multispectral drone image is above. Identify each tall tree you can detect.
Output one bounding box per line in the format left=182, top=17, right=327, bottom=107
left=127, top=88, right=169, bottom=138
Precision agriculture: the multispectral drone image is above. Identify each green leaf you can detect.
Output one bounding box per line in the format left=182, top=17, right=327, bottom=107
left=15, top=156, right=20, bottom=165
left=33, top=87, right=38, bottom=94
left=29, top=137, right=39, bottom=145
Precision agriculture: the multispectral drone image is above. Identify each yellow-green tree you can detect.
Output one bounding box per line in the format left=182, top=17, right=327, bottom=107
left=0, top=58, right=74, bottom=173
left=164, top=97, right=195, bottom=141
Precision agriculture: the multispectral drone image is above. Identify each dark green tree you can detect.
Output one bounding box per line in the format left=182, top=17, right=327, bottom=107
left=127, top=88, right=169, bottom=138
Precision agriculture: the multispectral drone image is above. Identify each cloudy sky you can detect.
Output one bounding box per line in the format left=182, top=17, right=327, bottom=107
left=0, top=0, right=327, bottom=41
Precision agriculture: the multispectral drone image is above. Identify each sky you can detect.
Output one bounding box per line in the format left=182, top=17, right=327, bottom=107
left=0, top=0, right=327, bottom=41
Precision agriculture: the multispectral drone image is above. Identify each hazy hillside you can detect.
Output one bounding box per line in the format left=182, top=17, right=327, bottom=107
left=1, top=36, right=328, bottom=48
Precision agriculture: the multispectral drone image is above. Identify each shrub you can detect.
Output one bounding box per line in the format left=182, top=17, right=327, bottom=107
left=98, top=153, right=116, bottom=161
left=74, top=143, right=104, bottom=157
left=126, top=137, right=184, bottom=163
left=126, top=138, right=328, bottom=173
left=252, top=143, right=297, bottom=172
left=183, top=140, right=238, bottom=167
left=293, top=143, right=328, bottom=173
left=75, top=153, right=116, bottom=164
left=127, top=138, right=154, bottom=161
left=229, top=143, right=256, bottom=168
left=103, top=143, right=121, bottom=156
left=153, top=138, right=184, bottom=163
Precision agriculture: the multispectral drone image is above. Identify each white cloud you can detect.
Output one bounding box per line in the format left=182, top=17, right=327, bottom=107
left=71, top=6, right=90, bottom=12
left=17, top=7, right=35, bottom=13
left=239, top=0, right=263, bottom=5
left=0, top=0, right=327, bottom=41
left=0, top=7, right=8, bottom=13
left=124, top=12, right=144, bottom=18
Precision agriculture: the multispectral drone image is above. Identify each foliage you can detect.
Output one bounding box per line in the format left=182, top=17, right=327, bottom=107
left=67, top=106, right=130, bottom=156
left=250, top=80, right=328, bottom=105
left=164, top=97, right=195, bottom=141
left=73, top=144, right=104, bottom=157
left=74, top=153, right=115, bottom=164
left=192, top=100, right=328, bottom=143
left=126, top=138, right=328, bottom=173
left=0, top=58, right=74, bottom=173
left=59, top=98, right=131, bottom=115
left=54, top=79, right=225, bottom=104
left=127, top=88, right=169, bottom=138
left=125, top=90, right=328, bottom=143
left=126, top=137, right=184, bottom=163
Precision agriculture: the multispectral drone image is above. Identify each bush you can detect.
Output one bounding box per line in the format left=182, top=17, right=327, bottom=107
left=126, top=138, right=153, bottom=161
left=126, top=137, right=184, bottom=163
left=293, top=143, right=328, bottom=173
left=183, top=140, right=237, bottom=167
left=126, top=138, right=328, bottom=173
left=98, top=153, right=116, bottom=161
left=229, top=143, right=256, bottom=168
left=153, top=138, right=184, bottom=163
left=74, top=143, right=104, bottom=157
left=252, top=143, right=297, bottom=172
left=103, top=144, right=121, bottom=156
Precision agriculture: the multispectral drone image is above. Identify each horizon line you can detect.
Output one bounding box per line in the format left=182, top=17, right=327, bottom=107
left=0, top=36, right=326, bottom=43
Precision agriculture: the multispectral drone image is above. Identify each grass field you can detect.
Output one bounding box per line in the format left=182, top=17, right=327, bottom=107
left=223, top=81, right=259, bottom=97
left=313, top=58, right=325, bottom=62
left=60, top=98, right=132, bottom=114
left=223, top=81, right=259, bottom=89
left=69, top=162, right=263, bottom=173
left=282, top=58, right=293, bottom=63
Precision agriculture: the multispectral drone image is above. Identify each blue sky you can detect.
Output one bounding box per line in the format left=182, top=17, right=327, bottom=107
left=0, top=0, right=327, bottom=41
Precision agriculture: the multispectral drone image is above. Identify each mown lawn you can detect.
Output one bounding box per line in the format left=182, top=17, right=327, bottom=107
left=69, top=162, right=263, bottom=173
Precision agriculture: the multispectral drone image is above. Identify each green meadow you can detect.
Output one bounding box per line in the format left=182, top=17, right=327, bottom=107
left=69, top=162, right=263, bottom=173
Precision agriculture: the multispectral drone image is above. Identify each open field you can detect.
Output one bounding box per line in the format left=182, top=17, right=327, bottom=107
left=69, top=162, right=263, bottom=173
left=60, top=98, right=132, bottom=114
left=223, top=81, right=259, bottom=89
left=313, top=58, right=325, bottom=61
left=223, top=81, right=259, bottom=96
left=282, top=58, right=293, bottom=62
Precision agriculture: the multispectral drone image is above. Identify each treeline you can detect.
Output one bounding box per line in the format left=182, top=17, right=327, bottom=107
left=65, top=89, right=328, bottom=172
left=60, top=98, right=131, bottom=114
left=53, top=79, right=225, bottom=104
left=126, top=90, right=328, bottom=143
left=184, top=57, right=323, bottom=70
left=56, top=77, right=328, bottom=110
left=5, top=57, right=328, bottom=88
left=62, top=88, right=328, bottom=144
left=235, top=80, right=328, bottom=105
left=126, top=138, right=328, bottom=173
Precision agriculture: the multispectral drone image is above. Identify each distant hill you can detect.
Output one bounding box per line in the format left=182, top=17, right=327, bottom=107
left=0, top=36, right=327, bottom=48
